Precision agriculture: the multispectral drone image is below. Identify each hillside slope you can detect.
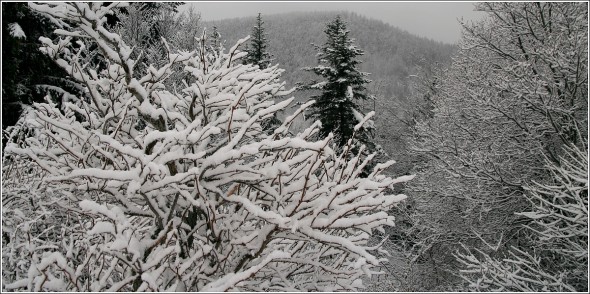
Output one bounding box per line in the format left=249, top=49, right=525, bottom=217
left=204, top=11, right=456, bottom=172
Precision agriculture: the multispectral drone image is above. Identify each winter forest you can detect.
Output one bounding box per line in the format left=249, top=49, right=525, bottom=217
left=1, top=2, right=587, bottom=292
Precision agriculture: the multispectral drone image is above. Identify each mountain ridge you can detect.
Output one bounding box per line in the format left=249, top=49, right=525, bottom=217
left=205, top=10, right=454, bottom=46
left=203, top=10, right=454, bottom=101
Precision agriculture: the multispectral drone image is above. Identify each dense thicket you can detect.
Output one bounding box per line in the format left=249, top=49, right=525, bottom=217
left=402, top=2, right=588, bottom=291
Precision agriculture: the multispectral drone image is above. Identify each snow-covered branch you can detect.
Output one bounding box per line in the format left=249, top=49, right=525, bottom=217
left=2, top=3, right=411, bottom=292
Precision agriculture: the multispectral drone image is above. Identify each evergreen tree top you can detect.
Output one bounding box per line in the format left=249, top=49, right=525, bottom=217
left=307, top=15, right=371, bottom=96
left=316, top=16, right=365, bottom=69
left=243, top=12, right=272, bottom=69
left=255, top=13, right=264, bottom=27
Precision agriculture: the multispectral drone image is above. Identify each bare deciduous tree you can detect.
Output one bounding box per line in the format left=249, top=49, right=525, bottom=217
left=403, top=2, right=587, bottom=290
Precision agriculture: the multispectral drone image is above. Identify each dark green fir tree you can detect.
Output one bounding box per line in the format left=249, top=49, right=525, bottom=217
left=243, top=13, right=271, bottom=69
left=304, top=15, right=375, bottom=152
left=2, top=2, right=83, bottom=150
left=243, top=13, right=280, bottom=133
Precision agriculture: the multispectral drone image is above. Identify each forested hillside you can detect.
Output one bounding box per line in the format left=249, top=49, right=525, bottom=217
left=204, top=12, right=456, bottom=172
left=206, top=11, right=454, bottom=100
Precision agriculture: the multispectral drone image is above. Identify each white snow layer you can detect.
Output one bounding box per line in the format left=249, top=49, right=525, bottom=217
left=9, top=23, right=26, bottom=39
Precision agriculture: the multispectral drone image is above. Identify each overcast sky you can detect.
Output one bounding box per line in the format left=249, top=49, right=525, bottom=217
left=182, top=1, right=486, bottom=43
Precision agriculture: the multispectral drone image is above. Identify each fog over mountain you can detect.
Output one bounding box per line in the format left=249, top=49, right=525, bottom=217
left=186, top=2, right=485, bottom=43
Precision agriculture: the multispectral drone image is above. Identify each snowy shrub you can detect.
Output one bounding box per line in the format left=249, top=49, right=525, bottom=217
left=2, top=2, right=411, bottom=291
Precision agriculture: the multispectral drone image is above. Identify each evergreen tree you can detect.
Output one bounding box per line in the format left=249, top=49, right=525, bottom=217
left=209, top=26, right=222, bottom=54
left=304, top=15, right=375, bottom=151
left=243, top=13, right=271, bottom=69
left=243, top=13, right=280, bottom=133
left=1, top=2, right=83, bottom=150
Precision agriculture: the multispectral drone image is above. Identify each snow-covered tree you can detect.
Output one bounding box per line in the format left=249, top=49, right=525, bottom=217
left=455, top=144, right=588, bottom=292
left=304, top=15, right=375, bottom=152
left=243, top=13, right=272, bottom=70
left=208, top=26, right=222, bottom=54
left=132, top=2, right=183, bottom=49
left=172, top=5, right=202, bottom=51
left=404, top=2, right=588, bottom=290
left=2, top=3, right=412, bottom=292
left=114, top=2, right=187, bottom=71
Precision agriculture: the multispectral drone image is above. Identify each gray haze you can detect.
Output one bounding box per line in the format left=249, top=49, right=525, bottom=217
left=182, top=2, right=486, bottom=43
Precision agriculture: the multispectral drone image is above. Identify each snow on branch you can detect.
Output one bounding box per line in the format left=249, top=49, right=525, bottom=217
left=454, top=144, right=588, bottom=292
left=2, top=2, right=411, bottom=292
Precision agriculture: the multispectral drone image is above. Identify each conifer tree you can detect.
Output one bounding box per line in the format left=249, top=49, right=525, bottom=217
left=1, top=2, right=83, bottom=150
left=304, top=15, right=375, bottom=151
left=243, top=13, right=280, bottom=133
left=210, top=26, right=221, bottom=47
left=209, top=26, right=222, bottom=54
left=243, top=13, right=271, bottom=69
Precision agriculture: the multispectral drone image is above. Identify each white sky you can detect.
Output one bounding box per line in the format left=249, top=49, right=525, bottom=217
left=181, top=1, right=487, bottom=43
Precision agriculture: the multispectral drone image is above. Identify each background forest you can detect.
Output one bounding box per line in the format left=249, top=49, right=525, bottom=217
left=1, top=2, right=588, bottom=292
left=204, top=11, right=456, bottom=175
